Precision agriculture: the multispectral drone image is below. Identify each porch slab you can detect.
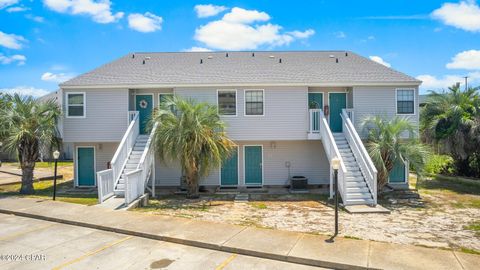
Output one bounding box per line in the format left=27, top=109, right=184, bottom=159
left=454, top=251, right=480, bottom=270
left=368, top=241, right=464, bottom=270
left=344, top=204, right=391, bottom=214
left=288, top=234, right=370, bottom=269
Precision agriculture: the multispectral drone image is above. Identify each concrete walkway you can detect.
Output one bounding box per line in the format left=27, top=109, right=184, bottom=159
left=0, top=197, right=478, bottom=270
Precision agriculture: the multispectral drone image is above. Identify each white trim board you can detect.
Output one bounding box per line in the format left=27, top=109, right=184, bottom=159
left=216, top=89, right=238, bottom=117
left=65, top=92, right=86, bottom=118
left=395, top=88, right=416, bottom=116
left=244, top=89, right=265, bottom=117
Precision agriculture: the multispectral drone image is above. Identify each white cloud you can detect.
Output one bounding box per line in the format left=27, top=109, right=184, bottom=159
left=43, top=0, right=124, bottom=24
left=0, top=86, right=51, bottom=98
left=194, top=7, right=314, bottom=50
left=369, top=56, right=391, bottom=68
left=288, top=29, right=315, bottom=39
left=222, top=7, right=269, bottom=23
left=41, top=72, right=75, bottom=83
left=25, top=14, right=46, bottom=23
left=446, top=49, right=480, bottom=70
left=6, top=6, right=29, bottom=12
left=194, top=4, right=227, bottom=18
left=416, top=72, right=480, bottom=90
left=335, top=31, right=346, bottom=38
left=127, top=12, right=163, bottom=33
left=432, top=1, right=480, bottom=32
left=0, top=31, right=26, bottom=49
left=186, top=47, right=212, bottom=52
left=0, top=54, right=26, bottom=65
left=0, top=0, right=18, bottom=9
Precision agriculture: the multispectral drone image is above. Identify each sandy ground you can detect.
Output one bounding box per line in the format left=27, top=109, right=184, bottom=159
left=137, top=190, right=480, bottom=252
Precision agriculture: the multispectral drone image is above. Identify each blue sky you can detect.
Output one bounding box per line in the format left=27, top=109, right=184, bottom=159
left=1, top=0, right=479, bottom=96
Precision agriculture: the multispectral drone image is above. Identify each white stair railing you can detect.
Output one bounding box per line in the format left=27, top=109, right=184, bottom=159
left=341, top=109, right=378, bottom=205
left=319, top=110, right=347, bottom=202
left=309, top=109, right=321, bottom=133
left=97, top=169, right=114, bottom=203
left=124, top=122, right=158, bottom=205
left=111, top=111, right=139, bottom=188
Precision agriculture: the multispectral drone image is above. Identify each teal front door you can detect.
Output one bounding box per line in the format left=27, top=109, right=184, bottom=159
left=77, top=147, right=95, bottom=186
left=329, top=93, right=347, bottom=132
left=221, top=147, right=238, bottom=186
left=136, top=95, right=153, bottom=134
left=244, top=146, right=262, bottom=186
left=389, top=159, right=406, bottom=183
left=308, top=93, right=323, bottom=109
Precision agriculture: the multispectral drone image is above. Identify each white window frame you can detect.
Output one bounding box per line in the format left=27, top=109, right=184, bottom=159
left=66, top=92, right=86, bottom=118
left=244, top=89, right=265, bottom=116
left=395, top=88, right=415, bottom=116
left=216, top=89, right=237, bottom=117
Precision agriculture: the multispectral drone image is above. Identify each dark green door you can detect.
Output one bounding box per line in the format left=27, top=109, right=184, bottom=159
left=244, top=146, right=262, bottom=186
left=136, top=95, right=153, bottom=134
left=389, top=159, right=406, bottom=183
left=221, top=148, right=238, bottom=186
left=78, top=147, right=95, bottom=186
left=329, top=93, right=347, bottom=132
left=308, top=93, right=323, bottom=109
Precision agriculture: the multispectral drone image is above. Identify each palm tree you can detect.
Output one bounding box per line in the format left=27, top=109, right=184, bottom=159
left=150, top=97, right=235, bottom=198
left=421, top=84, right=480, bottom=176
left=0, top=94, right=61, bottom=194
left=363, top=116, right=429, bottom=190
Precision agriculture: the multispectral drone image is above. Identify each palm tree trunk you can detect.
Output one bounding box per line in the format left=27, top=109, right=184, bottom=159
left=185, top=162, right=200, bottom=199
left=20, top=163, right=35, bottom=194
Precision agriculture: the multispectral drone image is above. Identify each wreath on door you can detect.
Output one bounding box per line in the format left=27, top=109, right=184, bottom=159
left=139, top=99, right=148, bottom=109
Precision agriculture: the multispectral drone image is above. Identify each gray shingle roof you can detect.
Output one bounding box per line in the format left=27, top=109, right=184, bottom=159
left=61, top=51, right=421, bottom=87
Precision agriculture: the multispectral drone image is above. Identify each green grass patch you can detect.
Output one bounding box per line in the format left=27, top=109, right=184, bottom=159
left=418, top=175, right=480, bottom=195
left=250, top=202, right=267, bottom=209
left=0, top=179, right=97, bottom=206
left=3, top=161, right=73, bottom=168
left=464, top=221, right=480, bottom=236
left=344, top=235, right=362, bottom=240
left=459, top=247, right=480, bottom=255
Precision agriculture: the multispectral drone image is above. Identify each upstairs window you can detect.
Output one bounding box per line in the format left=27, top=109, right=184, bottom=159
left=245, top=90, right=264, bottom=116
left=217, top=90, right=237, bottom=116
left=66, top=92, right=85, bottom=118
left=397, top=89, right=415, bottom=115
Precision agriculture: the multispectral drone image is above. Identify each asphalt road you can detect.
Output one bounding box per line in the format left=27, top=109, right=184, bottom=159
left=0, top=214, right=327, bottom=270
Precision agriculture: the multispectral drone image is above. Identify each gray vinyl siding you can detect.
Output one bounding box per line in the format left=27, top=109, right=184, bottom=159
left=62, top=88, right=129, bottom=142
left=352, top=86, right=419, bottom=138
left=73, top=142, right=118, bottom=186
left=174, top=86, right=309, bottom=140
left=153, top=140, right=329, bottom=187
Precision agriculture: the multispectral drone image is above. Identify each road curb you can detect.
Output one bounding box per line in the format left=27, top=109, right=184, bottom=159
left=0, top=208, right=373, bottom=270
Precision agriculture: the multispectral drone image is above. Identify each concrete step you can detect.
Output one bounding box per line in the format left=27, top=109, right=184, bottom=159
left=345, top=198, right=375, bottom=205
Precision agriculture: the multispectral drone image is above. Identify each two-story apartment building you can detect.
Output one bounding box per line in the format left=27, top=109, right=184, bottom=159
left=58, top=51, right=420, bottom=206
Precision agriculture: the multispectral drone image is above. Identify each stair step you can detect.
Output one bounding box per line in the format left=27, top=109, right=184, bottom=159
left=125, top=164, right=137, bottom=169
left=133, top=146, right=146, bottom=151
left=135, top=143, right=147, bottom=147
left=347, top=186, right=370, bottom=193
left=346, top=171, right=363, bottom=177
left=116, top=183, right=125, bottom=190
left=114, top=190, right=125, bottom=197
left=346, top=181, right=368, bottom=188
left=347, top=192, right=372, bottom=199
left=345, top=198, right=374, bottom=205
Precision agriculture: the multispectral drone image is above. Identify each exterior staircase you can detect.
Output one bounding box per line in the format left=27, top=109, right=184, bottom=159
left=333, top=133, right=375, bottom=205
left=114, top=135, right=149, bottom=197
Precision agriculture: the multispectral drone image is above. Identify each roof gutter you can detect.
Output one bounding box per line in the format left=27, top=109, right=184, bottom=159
left=60, top=81, right=422, bottom=89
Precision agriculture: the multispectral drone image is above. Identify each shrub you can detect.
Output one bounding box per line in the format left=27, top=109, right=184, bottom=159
left=425, top=154, right=453, bottom=175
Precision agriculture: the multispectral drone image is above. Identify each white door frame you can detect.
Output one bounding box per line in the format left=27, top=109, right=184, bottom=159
left=75, top=146, right=96, bottom=187
left=243, top=145, right=264, bottom=186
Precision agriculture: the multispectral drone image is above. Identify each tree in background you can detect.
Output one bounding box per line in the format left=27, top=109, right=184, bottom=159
left=421, top=84, right=480, bottom=177
left=0, top=94, right=62, bottom=194
left=363, top=116, right=429, bottom=190
left=150, top=97, right=235, bottom=198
